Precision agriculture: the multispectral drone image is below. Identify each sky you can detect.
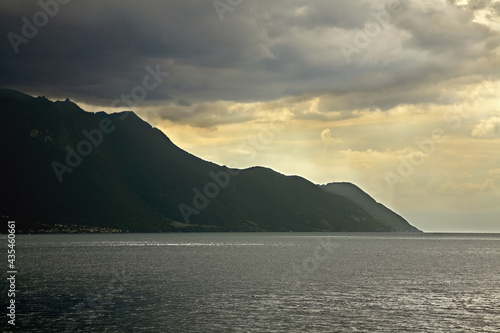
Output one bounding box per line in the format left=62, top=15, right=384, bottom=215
left=1, top=0, right=500, bottom=232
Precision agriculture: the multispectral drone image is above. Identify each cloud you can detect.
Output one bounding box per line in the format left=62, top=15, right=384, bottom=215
left=437, top=179, right=496, bottom=194
left=320, top=128, right=343, bottom=146
left=176, top=99, right=192, bottom=107
left=320, top=128, right=332, bottom=142
left=146, top=98, right=295, bottom=130
left=1, top=0, right=500, bottom=114
left=340, top=147, right=425, bottom=170
left=471, top=116, right=500, bottom=137
left=489, top=168, right=500, bottom=178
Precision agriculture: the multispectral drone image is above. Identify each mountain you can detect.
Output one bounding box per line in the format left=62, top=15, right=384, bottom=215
left=321, top=183, right=420, bottom=232
left=0, top=89, right=420, bottom=233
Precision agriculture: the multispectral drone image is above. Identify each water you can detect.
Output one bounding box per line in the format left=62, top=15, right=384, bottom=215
left=4, top=233, right=500, bottom=332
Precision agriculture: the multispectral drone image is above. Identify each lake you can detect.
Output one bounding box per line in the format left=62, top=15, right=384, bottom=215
left=5, top=233, right=500, bottom=332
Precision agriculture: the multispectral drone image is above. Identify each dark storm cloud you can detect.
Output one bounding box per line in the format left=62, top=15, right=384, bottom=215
left=1, top=1, right=204, bottom=103
left=397, top=1, right=497, bottom=55
left=1, top=0, right=499, bottom=117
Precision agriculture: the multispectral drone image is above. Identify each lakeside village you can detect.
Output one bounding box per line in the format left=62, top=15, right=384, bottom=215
left=1, top=216, right=123, bottom=234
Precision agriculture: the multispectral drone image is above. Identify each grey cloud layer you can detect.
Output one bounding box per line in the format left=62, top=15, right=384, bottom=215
left=1, top=0, right=499, bottom=120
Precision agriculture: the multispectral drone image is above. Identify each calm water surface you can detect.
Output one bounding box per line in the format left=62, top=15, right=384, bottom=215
left=4, top=233, right=500, bottom=332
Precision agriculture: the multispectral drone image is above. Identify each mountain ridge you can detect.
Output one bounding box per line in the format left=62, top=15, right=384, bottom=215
left=321, top=182, right=420, bottom=232
left=0, top=88, right=420, bottom=233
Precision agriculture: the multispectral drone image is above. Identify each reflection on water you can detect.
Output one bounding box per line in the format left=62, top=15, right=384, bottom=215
left=8, top=232, right=500, bottom=332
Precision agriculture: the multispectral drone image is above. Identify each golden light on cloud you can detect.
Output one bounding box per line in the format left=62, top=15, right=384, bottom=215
left=6, top=0, right=500, bottom=232
left=125, top=77, right=500, bottom=232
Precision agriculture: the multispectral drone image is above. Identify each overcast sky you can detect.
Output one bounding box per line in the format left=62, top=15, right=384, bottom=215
left=2, top=0, right=500, bottom=232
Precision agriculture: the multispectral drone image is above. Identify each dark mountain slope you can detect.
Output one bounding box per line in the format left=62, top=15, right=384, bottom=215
left=321, top=182, right=420, bottom=232
left=0, top=89, right=420, bottom=233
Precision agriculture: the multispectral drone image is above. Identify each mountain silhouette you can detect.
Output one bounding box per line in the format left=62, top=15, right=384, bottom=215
left=0, top=89, right=420, bottom=233
left=321, top=182, right=420, bottom=232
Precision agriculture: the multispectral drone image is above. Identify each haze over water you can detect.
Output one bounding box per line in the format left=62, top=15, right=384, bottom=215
left=9, top=233, right=500, bottom=332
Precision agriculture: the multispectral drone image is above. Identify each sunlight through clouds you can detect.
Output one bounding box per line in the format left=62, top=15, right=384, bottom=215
left=2, top=0, right=500, bottom=231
